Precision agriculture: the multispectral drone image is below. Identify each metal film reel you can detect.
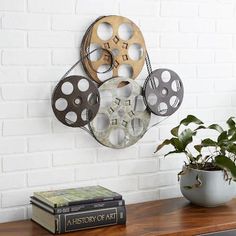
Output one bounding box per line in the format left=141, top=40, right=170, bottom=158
left=81, top=15, right=147, bottom=84
left=143, top=69, right=184, bottom=116
left=52, top=75, right=100, bottom=127
left=89, top=77, right=151, bottom=149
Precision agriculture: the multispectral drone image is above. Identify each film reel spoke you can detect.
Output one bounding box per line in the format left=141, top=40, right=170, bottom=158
left=144, top=69, right=184, bottom=117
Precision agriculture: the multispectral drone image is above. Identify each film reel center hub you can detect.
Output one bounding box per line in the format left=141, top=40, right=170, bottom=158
left=51, top=15, right=184, bottom=149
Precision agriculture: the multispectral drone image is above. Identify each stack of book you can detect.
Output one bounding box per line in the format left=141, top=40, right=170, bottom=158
left=31, top=185, right=126, bottom=234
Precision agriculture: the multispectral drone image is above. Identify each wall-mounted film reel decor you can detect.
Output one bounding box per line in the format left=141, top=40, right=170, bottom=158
left=52, top=75, right=100, bottom=127
left=80, top=15, right=146, bottom=84
left=89, top=77, right=151, bottom=149
left=143, top=69, right=184, bottom=117
left=51, top=15, right=184, bottom=149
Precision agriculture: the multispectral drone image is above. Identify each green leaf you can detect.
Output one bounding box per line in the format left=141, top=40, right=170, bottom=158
left=195, top=139, right=217, bottom=153
left=196, top=154, right=202, bottom=161
left=229, top=131, right=236, bottom=141
left=201, top=138, right=217, bottom=147
left=154, top=136, right=188, bottom=154
left=164, top=150, right=183, bottom=157
left=228, top=128, right=236, bottom=137
left=227, top=117, right=236, bottom=130
left=171, top=126, right=179, bottom=137
left=194, top=145, right=202, bottom=152
left=225, top=143, right=236, bottom=155
left=178, top=128, right=196, bottom=150
left=154, top=139, right=171, bottom=153
left=227, top=117, right=236, bottom=138
left=170, top=115, right=203, bottom=137
left=217, top=131, right=228, bottom=144
left=172, top=138, right=184, bottom=151
left=194, top=125, right=206, bottom=131
left=208, top=124, right=224, bottom=133
left=215, top=155, right=236, bottom=180
left=180, top=115, right=203, bottom=126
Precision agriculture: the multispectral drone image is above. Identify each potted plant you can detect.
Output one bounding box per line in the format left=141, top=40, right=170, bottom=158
left=155, top=115, right=236, bottom=207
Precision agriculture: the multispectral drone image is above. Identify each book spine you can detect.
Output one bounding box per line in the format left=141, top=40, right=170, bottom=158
left=66, top=195, right=122, bottom=207
left=56, top=206, right=126, bottom=234
left=55, top=199, right=125, bottom=214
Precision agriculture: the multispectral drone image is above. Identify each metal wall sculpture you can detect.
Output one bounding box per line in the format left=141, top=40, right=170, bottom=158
left=51, top=15, right=184, bottom=149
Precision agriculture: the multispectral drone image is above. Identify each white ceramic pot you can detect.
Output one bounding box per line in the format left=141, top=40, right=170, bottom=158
left=180, top=167, right=236, bottom=207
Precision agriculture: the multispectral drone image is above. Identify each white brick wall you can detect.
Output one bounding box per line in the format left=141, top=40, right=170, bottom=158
left=0, top=138, right=26, bottom=154
left=161, top=2, right=198, bottom=17
left=28, top=0, right=76, bottom=14
left=0, top=68, right=26, bottom=83
left=0, top=0, right=25, bottom=11
left=198, top=34, right=232, bottom=49
left=2, top=13, right=50, bottom=30
left=0, top=0, right=236, bottom=223
left=28, top=32, right=75, bottom=48
left=53, top=149, right=96, bottom=166
left=28, top=168, right=75, bottom=186
left=2, top=50, right=51, bottom=66
left=0, top=173, right=26, bottom=190
left=0, top=31, right=26, bottom=48
left=180, top=19, right=215, bottom=33
left=2, top=153, right=51, bottom=172
left=0, top=103, right=25, bottom=119
left=28, top=134, right=75, bottom=152
left=3, top=118, right=51, bottom=136
left=160, top=34, right=197, bottom=48
left=76, top=162, right=119, bottom=181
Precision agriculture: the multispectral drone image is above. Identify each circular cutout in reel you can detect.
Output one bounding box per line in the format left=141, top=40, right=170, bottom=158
left=81, top=15, right=147, bottom=84
left=89, top=77, right=151, bottom=149
left=52, top=75, right=100, bottom=127
left=143, top=69, right=184, bottom=116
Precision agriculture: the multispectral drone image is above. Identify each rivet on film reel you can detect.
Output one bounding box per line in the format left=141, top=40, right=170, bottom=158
left=80, top=15, right=147, bottom=84
left=52, top=75, right=100, bottom=127
left=89, top=77, right=151, bottom=149
left=143, top=69, right=184, bottom=116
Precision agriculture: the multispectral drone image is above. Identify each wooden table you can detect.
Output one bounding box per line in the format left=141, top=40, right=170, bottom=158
left=1, top=197, right=236, bottom=236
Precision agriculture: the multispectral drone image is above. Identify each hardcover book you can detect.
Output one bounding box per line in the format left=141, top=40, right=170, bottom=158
left=33, top=185, right=122, bottom=208
left=30, top=196, right=125, bottom=214
left=32, top=204, right=126, bottom=234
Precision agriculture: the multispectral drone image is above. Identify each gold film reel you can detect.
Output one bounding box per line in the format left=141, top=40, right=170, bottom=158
left=81, top=15, right=147, bottom=84
left=89, top=77, right=151, bottom=149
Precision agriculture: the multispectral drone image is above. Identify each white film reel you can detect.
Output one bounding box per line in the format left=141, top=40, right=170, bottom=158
left=89, top=77, right=151, bottom=148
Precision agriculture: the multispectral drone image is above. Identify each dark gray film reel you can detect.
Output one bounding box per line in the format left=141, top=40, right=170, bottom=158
left=143, top=69, right=184, bottom=116
left=52, top=75, right=100, bottom=127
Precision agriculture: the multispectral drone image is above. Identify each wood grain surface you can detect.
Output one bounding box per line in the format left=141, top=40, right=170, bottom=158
left=1, top=197, right=236, bottom=236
